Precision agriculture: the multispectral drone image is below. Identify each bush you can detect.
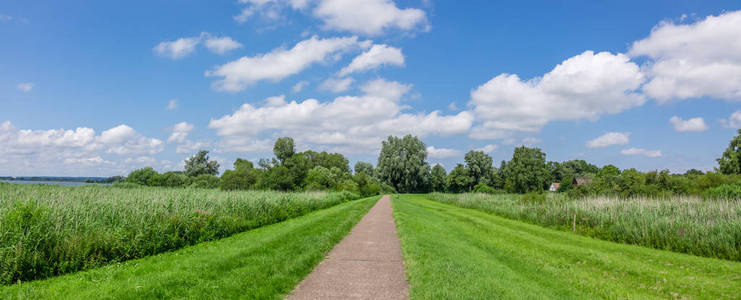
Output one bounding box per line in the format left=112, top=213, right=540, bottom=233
left=472, top=183, right=500, bottom=194
left=702, top=184, right=741, bottom=199
left=189, top=174, right=220, bottom=189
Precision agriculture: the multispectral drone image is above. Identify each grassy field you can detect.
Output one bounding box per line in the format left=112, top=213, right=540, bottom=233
left=0, top=195, right=379, bottom=299
left=0, top=183, right=360, bottom=284
left=427, top=192, right=741, bottom=261
left=393, top=194, right=741, bottom=299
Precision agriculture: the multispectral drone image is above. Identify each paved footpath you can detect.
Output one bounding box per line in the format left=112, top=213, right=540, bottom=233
left=287, top=195, right=409, bottom=300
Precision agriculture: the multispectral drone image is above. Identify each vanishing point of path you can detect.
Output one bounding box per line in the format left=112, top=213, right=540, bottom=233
left=288, top=195, right=409, bottom=300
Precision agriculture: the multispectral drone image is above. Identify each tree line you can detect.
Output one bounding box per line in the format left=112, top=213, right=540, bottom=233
left=125, top=129, right=741, bottom=198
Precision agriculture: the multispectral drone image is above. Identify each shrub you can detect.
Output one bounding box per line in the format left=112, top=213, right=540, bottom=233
left=472, top=183, right=499, bottom=194
left=189, top=174, right=220, bottom=189
left=702, top=184, right=741, bottom=199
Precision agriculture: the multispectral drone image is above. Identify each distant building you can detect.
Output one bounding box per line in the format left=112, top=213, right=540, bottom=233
left=549, top=182, right=560, bottom=192
left=573, top=177, right=593, bottom=187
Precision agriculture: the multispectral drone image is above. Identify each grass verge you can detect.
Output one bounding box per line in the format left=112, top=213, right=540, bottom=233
left=0, top=195, right=379, bottom=299
left=393, top=194, right=741, bottom=299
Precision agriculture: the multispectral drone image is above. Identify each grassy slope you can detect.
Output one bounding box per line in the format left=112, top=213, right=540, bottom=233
left=393, top=195, right=741, bottom=299
left=0, top=196, right=379, bottom=299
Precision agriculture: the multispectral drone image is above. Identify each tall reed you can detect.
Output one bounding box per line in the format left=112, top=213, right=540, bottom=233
left=0, top=183, right=359, bottom=284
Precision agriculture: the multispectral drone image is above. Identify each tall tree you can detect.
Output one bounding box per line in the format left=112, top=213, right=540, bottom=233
left=446, top=164, right=472, bottom=193
left=273, top=137, right=295, bottom=164
left=184, top=150, right=219, bottom=177
left=430, top=164, right=447, bottom=192
left=718, top=129, right=741, bottom=174
left=376, top=135, right=430, bottom=193
left=354, top=161, right=374, bottom=176
left=464, top=150, right=493, bottom=186
left=503, top=146, right=550, bottom=193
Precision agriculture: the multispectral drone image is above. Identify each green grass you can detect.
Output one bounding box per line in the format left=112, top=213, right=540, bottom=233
left=0, top=183, right=360, bottom=284
left=427, top=192, right=741, bottom=261
left=393, top=194, right=741, bottom=299
left=0, top=195, right=379, bottom=299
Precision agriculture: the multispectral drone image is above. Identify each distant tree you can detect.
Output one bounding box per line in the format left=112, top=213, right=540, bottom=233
left=304, top=166, right=335, bottom=190
left=184, top=150, right=219, bottom=177
left=376, top=135, right=430, bottom=193
left=283, top=153, right=313, bottom=188
left=354, top=161, right=375, bottom=176
left=717, top=129, right=741, bottom=174
left=446, top=164, right=472, bottom=193
left=261, top=165, right=295, bottom=191
left=273, top=137, right=296, bottom=164
left=353, top=172, right=381, bottom=197
left=598, top=164, right=621, bottom=177
left=159, top=171, right=190, bottom=187
left=220, top=158, right=259, bottom=190
left=430, top=164, right=447, bottom=192
left=126, top=167, right=158, bottom=185
left=503, top=146, right=550, bottom=193
left=189, top=174, right=220, bottom=189
left=304, top=151, right=350, bottom=173
left=684, top=169, right=704, bottom=176
left=464, top=150, right=493, bottom=186
left=562, top=160, right=599, bottom=176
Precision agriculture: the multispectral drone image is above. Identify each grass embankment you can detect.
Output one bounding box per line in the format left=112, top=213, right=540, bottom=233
left=427, top=193, right=741, bottom=261
left=393, top=195, right=741, bottom=299
left=0, top=195, right=379, bottom=299
left=0, top=183, right=360, bottom=284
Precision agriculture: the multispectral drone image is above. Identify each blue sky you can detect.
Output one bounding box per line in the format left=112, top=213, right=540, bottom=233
left=2, top=0, right=741, bottom=176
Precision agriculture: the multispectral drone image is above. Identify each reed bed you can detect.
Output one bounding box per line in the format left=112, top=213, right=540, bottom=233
left=0, top=183, right=359, bottom=284
left=427, top=192, right=741, bottom=261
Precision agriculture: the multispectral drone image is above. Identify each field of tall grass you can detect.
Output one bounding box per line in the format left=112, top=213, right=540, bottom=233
left=0, top=182, right=360, bottom=284
left=427, top=193, right=741, bottom=261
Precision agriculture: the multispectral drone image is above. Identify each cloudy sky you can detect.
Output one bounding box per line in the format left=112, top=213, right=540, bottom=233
left=2, top=0, right=741, bottom=176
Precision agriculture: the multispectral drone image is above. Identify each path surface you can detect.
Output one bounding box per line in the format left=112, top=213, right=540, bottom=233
left=288, top=195, right=409, bottom=300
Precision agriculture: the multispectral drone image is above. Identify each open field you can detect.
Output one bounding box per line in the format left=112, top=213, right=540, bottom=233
left=0, top=183, right=360, bottom=284
left=427, top=192, right=741, bottom=261
left=0, top=195, right=379, bottom=299
left=393, top=194, right=741, bottom=299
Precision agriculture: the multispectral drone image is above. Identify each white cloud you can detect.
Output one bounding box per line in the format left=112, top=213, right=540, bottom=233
left=339, top=44, right=404, bottom=76
left=292, top=80, right=309, bottom=92
left=313, top=0, right=428, bottom=35
left=0, top=121, right=164, bottom=176
left=721, top=111, right=741, bottom=129
left=167, top=99, right=178, bottom=110
left=629, top=10, right=741, bottom=102
left=206, top=36, right=368, bottom=92
left=586, top=132, right=630, bottom=148
left=154, top=35, right=203, bottom=60
left=521, top=137, right=541, bottom=146
left=669, top=116, right=708, bottom=132
left=469, top=51, right=645, bottom=139
left=475, top=144, right=498, bottom=153
left=176, top=140, right=212, bottom=154
left=426, top=146, right=460, bottom=158
left=208, top=78, right=473, bottom=153
left=168, top=122, right=194, bottom=143
left=204, top=36, right=243, bottom=54
left=17, top=83, right=33, bottom=92
left=621, top=148, right=662, bottom=158
left=319, top=77, right=354, bottom=93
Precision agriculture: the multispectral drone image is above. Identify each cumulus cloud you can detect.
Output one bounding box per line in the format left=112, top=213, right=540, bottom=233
left=206, top=36, right=368, bottom=92
left=629, top=10, right=741, bottom=102
left=204, top=36, right=243, bottom=54
left=721, top=111, right=741, bottom=128
left=475, top=144, right=498, bottom=153
left=168, top=122, right=194, bottom=143
left=319, top=77, right=354, bottom=93
left=338, top=44, right=404, bottom=76
left=586, top=132, right=630, bottom=148
left=669, top=116, right=708, bottom=132
left=292, top=80, right=309, bottom=92
left=154, top=33, right=242, bottom=59
left=426, top=146, right=460, bottom=159
left=0, top=121, right=164, bottom=175
left=621, top=148, right=662, bottom=158
left=313, top=0, right=428, bottom=35
left=176, top=140, right=212, bottom=154
left=469, top=51, right=645, bottom=139
left=208, top=78, right=473, bottom=153
left=17, top=82, right=33, bottom=92
left=167, top=99, right=178, bottom=110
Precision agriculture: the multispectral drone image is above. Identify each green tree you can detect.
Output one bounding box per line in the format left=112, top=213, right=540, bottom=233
left=718, top=129, right=741, bottom=174
left=273, top=137, right=296, bottom=164
left=503, top=146, right=550, bottom=193
left=446, top=164, right=472, bottom=193
left=376, top=135, right=430, bottom=193
left=464, top=150, right=493, bottom=186
left=598, top=164, right=621, bottom=177
left=283, top=153, right=313, bottom=188
left=304, top=166, right=335, bottom=190
left=220, top=158, right=259, bottom=190
left=126, top=167, right=158, bottom=185
left=430, top=164, right=447, bottom=192
left=184, top=150, right=220, bottom=177
left=354, top=161, right=374, bottom=176
left=189, top=174, right=220, bottom=189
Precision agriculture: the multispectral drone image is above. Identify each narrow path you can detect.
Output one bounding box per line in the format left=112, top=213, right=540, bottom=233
left=288, top=195, right=409, bottom=300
